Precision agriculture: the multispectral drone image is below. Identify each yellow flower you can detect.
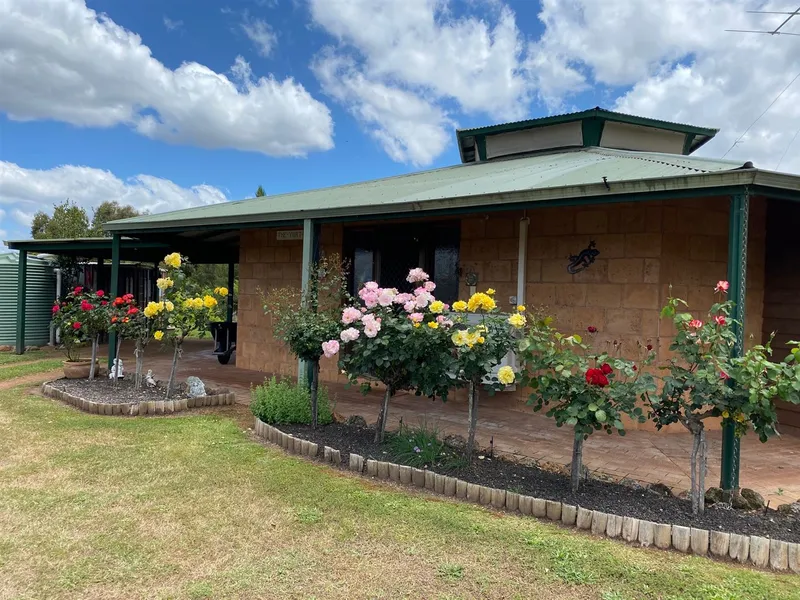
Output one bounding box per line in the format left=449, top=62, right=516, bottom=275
left=215, top=286, right=229, bottom=297
left=156, top=277, right=174, bottom=290
left=517, top=305, right=526, bottom=312
left=429, top=300, right=444, bottom=314
left=478, top=336, right=485, bottom=344
left=486, top=288, right=496, bottom=296
left=163, top=252, right=182, bottom=269
left=427, top=321, right=439, bottom=329
left=413, top=322, right=421, bottom=328
left=721, top=410, right=729, bottom=419
left=467, top=292, right=496, bottom=312
left=203, top=294, right=218, bottom=308
left=497, top=365, right=515, bottom=385
left=182, top=298, right=193, bottom=309
left=153, top=330, right=164, bottom=341
left=452, top=300, right=467, bottom=312
left=451, top=330, right=468, bottom=346
left=192, top=297, right=204, bottom=310
left=508, top=313, right=527, bottom=329
left=143, top=301, right=162, bottom=318
left=164, top=300, right=174, bottom=312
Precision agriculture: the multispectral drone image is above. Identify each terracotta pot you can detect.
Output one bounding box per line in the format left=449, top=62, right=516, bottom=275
left=62, top=360, right=99, bottom=379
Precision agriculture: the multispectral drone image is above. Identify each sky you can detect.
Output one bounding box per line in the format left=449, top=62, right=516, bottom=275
left=2, top=0, right=800, bottom=245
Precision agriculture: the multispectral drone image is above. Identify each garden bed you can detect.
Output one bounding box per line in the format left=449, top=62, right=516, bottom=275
left=50, top=377, right=190, bottom=402
left=279, top=421, right=800, bottom=544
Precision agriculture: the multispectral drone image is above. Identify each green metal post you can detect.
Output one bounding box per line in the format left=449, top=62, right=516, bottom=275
left=720, top=193, right=749, bottom=492
left=298, top=219, right=315, bottom=383
left=15, top=250, right=28, bottom=354
left=226, top=262, right=235, bottom=323
left=107, top=234, right=121, bottom=371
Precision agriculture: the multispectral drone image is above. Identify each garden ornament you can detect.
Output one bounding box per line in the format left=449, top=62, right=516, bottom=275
left=109, top=358, right=124, bottom=379
left=145, top=370, right=157, bottom=388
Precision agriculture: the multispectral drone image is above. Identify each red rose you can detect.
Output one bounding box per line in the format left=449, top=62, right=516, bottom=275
left=72, top=321, right=82, bottom=329
left=96, top=290, right=104, bottom=297
left=601, top=363, right=612, bottom=375
left=585, top=368, right=609, bottom=387
left=52, top=305, right=59, bottom=313
left=74, top=286, right=83, bottom=294
left=587, top=326, right=598, bottom=333
left=714, top=315, right=726, bottom=326
left=720, top=371, right=730, bottom=380
left=123, top=293, right=134, bottom=300
left=111, top=316, right=118, bottom=323
left=101, top=300, right=108, bottom=306
left=127, top=307, right=139, bottom=315
left=632, top=365, right=638, bottom=372
left=80, top=300, right=93, bottom=311
left=646, top=344, right=653, bottom=351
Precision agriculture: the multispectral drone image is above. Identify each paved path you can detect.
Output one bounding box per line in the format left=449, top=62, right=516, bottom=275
left=114, top=339, right=800, bottom=506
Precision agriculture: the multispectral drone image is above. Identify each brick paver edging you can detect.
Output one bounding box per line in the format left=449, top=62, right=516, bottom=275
left=254, top=417, right=799, bottom=573
left=40, top=381, right=236, bottom=416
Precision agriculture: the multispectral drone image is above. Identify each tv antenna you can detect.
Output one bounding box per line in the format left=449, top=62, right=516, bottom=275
left=726, top=6, right=800, bottom=36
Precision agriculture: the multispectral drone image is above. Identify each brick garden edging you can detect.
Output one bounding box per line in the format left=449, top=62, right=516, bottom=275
left=40, top=381, right=236, bottom=416
left=254, top=417, right=800, bottom=574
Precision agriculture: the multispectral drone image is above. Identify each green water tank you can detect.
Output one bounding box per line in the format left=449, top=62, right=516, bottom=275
left=0, top=253, right=56, bottom=347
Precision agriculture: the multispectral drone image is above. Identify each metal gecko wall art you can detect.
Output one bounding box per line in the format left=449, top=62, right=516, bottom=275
left=567, top=241, right=600, bottom=274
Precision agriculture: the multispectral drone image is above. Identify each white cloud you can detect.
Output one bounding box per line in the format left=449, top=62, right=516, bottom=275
left=163, top=16, right=183, bottom=31
left=312, top=52, right=453, bottom=166
left=308, top=0, right=529, bottom=165
left=0, top=0, right=333, bottom=157
left=241, top=17, right=277, bottom=57
left=0, top=161, right=229, bottom=243
left=526, top=0, right=800, bottom=173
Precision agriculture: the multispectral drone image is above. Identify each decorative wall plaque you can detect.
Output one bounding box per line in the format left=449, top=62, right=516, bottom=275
left=567, top=241, right=599, bottom=274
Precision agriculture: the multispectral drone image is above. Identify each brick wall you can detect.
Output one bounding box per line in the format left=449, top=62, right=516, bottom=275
left=762, top=199, right=800, bottom=434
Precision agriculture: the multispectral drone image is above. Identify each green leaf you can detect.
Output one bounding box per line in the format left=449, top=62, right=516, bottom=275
left=594, top=409, right=607, bottom=423
left=572, top=334, right=582, bottom=344
left=587, top=403, right=598, bottom=412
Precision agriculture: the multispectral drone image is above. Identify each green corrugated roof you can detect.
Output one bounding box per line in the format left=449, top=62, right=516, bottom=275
left=105, top=147, right=750, bottom=233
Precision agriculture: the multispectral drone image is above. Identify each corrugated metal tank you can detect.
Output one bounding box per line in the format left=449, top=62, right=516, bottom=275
left=0, top=253, right=56, bottom=346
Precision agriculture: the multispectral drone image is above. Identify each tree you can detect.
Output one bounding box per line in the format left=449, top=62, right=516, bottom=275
left=31, top=200, right=90, bottom=240
left=255, top=185, right=266, bottom=197
left=89, top=201, right=141, bottom=236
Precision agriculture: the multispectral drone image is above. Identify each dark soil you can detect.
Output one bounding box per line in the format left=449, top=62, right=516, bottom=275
left=50, top=377, right=190, bottom=403
left=280, top=422, right=800, bottom=544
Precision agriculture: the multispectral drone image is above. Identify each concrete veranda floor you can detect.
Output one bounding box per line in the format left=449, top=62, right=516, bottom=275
left=118, top=338, right=800, bottom=508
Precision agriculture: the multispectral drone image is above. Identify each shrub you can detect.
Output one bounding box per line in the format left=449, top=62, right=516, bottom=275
left=250, top=376, right=333, bottom=426
left=388, top=422, right=465, bottom=470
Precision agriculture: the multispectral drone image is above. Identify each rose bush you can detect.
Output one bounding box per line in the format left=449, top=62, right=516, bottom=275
left=52, top=287, right=109, bottom=379
left=108, top=293, right=150, bottom=388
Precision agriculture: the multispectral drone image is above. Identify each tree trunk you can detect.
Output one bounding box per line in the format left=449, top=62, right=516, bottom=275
left=113, top=335, right=122, bottom=386
left=688, top=421, right=706, bottom=515
left=571, top=433, right=584, bottom=493
left=310, top=359, right=320, bottom=429
left=88, top=334, right=98, bottom=380
left=698, top=428, right=707, bottom=515
left=374, top=387, right=391, bottom=443
left=465, top=380, right=479, bottom=462
left=166, top=343, right=180, bottom=399
left=134, top=340, right=144, bottom=390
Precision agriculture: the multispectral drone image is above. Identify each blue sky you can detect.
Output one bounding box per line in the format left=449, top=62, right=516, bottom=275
left=2, top=0, right=800, bottom=245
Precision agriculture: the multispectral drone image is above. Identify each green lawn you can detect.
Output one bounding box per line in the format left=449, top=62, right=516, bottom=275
left=0, top=381, right=797, bottom=599
left=0, top=350, right=49, bottom=365
left=0, top=359, right=65, bottom=382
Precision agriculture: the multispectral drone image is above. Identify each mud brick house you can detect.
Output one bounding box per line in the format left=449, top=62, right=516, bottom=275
left=9, top=108, right=800, bottom=488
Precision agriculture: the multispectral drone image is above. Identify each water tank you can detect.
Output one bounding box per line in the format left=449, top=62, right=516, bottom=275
left=0, top=253, right=56, bottom=347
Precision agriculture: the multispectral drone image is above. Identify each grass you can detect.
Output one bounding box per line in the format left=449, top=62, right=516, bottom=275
left=0, top=350, right=49, bottom=365
left=0, top=385, right=798, bottom=599
left=0, top=359, right=65, bottom=382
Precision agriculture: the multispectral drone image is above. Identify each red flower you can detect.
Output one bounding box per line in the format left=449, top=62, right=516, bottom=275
left=714, top=315, right=726, bottom=326
left=52, top=305, right=59, bottom=313
left=587, top=326, right=598, bottom=334
left=646, top=344, right=653, bottom=351
left=123, top=293, right=134, bottom=300
left=715, top=280, right=730, bottom=294
left=101, top=300, right=108, bottom=306
left=720, top=371, right=730, bottom=380
left=113, top=297, right=124, bottom=306
left=585, top=368, right=609, bottom=387
left=688, top=319, right=703, bottom=330
left=127, top=307, right=139, bottom=315
left=601, top=363, right=613, bottom=375
left=72, top=321, right=82, bottom=329
left=73, top=286, right=83, bottom=294
left=111, top=316, right=118, bottom=323
left=123, top=317, right=129, bottom=323
left=632, top=365, right=638, bottom=372
left=80, top=300, right=93, bottom=311
left=96, top=290, right=104, bottom=297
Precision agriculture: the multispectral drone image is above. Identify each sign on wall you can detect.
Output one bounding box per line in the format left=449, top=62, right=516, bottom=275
left=276, top=230, right=304, bottom=241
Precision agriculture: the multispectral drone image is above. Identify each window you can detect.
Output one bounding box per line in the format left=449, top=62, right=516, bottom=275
left=343, top=221, right=461, bottom=304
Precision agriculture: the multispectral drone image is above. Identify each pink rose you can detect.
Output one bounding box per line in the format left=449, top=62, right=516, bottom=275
left=341, top=307, right=362, bottom=324
left=322, top=340, right=340, bottom=358
left=340, top=328, right=360, bottom=342
left=362, top=314, right=381, bottom=338
left=714, top=315, right=727, bottom=326
left=406, top=267, right=429, bottom=283
left=720, top=371, right=730, bottom=380
left=409, top=312, right=424, bottom=323
left=364, top=281, right=380, bottom=291
left=393, top=293, right=414, bottom=305
left=715, top=280, right=730, bottom=294
left=423, top=281, right=436, bottom=292
left=377, top=289, right=396, bottom=307
left=403, top=301, right=416, bottom=313
left=361, top=291, right=379, bottom=308
left=688, top=319, right=703, bottom=329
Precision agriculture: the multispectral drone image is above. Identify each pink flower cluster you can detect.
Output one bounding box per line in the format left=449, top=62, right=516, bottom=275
left=322, top=340, right=339, bottom=358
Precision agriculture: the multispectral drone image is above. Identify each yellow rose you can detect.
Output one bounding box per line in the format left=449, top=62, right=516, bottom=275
left=156, top=277, right=174, bottom=290
left=429, top=300, right=444, bottom=314
left=164, top=252, right=182, bottom=269
left=413, top=322, right=421, bottom=328
left=478, top=336, right=485, bottom=344
left=183, top=298, right=193, bottom=309
left=153, top=330, right=164, bottom=341
left=164, top=300, right=174, bottom=312
left=192, top=298, right=204, bottom=310
left=722, top=410, right=730, bottom=419
left=508, top=313, right=526, bottom=329
left=517, top=305, right=526, bottom=312
left=486, top=288, right=496, bottom=296
left=203, top=295, right=218, bottom=308
left=427, top=321, right=439, bottom=329
left=215, top=286, right=229, bottom=296
left=452, top=300, right=467, bottom=312
left=467, top=292, right=496, bottom=312
left=497, top=365, right=515, bottom=385
left=143, top=301, right=162, bottom=318
left=451, top=330, right=468, bottom=346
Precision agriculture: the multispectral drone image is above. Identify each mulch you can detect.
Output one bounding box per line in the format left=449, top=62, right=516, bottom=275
left=50, top=377, right=190, bottom=403
left=280, top=421, right=800, bottom=544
